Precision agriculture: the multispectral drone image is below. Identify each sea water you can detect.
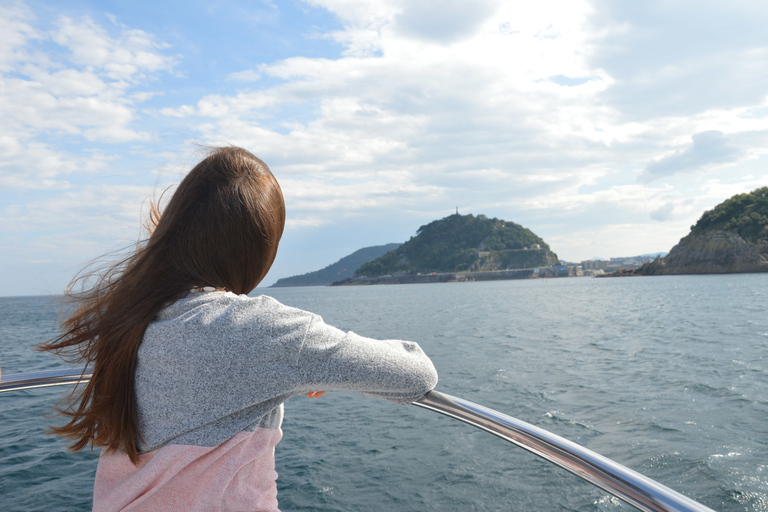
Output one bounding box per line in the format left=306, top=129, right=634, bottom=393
left=1, top=275, right=767, bottom=511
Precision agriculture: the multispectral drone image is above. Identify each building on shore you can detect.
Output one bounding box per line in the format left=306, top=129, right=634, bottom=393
left=581, top=256, right=655, bottom=273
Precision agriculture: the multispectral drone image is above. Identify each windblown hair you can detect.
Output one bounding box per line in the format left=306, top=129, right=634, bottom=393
left=39, top=146, right=285, bottom=464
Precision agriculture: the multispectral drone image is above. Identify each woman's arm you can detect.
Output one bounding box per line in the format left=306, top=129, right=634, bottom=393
left=296, top=315, right=438, bottom=405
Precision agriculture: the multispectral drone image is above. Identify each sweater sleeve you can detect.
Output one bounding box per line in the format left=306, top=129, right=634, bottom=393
left=295, top=315, right=438, bottom=405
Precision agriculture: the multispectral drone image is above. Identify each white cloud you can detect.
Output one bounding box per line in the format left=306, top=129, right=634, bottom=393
left=393, top=0, right=498, bottom=44
left=142, top=0, right=768, bottom=267
left=51, top=15, right=172, bottom=82
left=587, top=0, right=768, bottom=119
left=0, top=2, right=39, bottom=72
left=1, top=183, right=156, bottom=235
left=227, top=69, right=261, bottom=82
left=5, top=0, right=768, bottom=293
left=0, top=7, right=176, bottom=190
left=649, top=201, right=675, bottom=222
left=640, top=131, right=744, bottom=183
left=0, top=4, right=182, bottom=295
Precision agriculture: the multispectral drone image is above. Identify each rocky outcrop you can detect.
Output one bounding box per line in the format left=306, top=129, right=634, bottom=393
left=636, top=230, right=768, bottom=275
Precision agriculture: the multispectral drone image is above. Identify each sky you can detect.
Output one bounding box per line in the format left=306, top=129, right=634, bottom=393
left=2, top=0, right=768, bottom=296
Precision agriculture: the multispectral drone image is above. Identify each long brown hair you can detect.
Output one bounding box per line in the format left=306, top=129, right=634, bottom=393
left=40, top=146, right=285, bottom=464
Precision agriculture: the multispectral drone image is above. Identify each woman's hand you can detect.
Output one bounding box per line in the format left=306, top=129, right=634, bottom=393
left=306, top=391, right=326, bottom=398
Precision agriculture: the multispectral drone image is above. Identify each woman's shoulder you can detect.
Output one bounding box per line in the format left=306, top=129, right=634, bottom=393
left=142, top=292, right=321, bottom=363
left=155, top=291, right=316, bottom=327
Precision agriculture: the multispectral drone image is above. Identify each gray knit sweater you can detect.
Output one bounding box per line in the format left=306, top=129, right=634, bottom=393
left=133, top=291, right=438, bottom=453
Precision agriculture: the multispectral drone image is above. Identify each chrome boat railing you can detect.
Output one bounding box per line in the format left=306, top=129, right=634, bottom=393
left=414, top=391, right=715, bottom=512
left=0, top=367, right=94, bottom=393
left=1, top=369, right=716, bottom=512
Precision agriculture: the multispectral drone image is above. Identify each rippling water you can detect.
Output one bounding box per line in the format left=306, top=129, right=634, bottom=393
left=2, top=274, right=767, bottom=511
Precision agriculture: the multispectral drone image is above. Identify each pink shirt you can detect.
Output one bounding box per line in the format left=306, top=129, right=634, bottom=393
left=93, top=428, right=283, bottom=512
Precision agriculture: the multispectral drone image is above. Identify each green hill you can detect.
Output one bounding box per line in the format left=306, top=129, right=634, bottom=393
left=355, top=214, right=558, bottom=277
left=689, top=186, right=768, bottom=242
left=271, top=243, right=401, bottom=287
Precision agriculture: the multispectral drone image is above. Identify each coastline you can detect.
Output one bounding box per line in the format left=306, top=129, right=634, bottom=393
left=331, top=266, right=576, bottom=286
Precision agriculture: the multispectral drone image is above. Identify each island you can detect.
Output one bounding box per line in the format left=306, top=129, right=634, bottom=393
left=333, top=213, right=560, bottom=285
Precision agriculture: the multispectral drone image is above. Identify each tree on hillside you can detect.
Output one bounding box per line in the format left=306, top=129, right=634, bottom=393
left=691, top=186, right=768, bottom=243
left=355, top=213, right=557, bottom=276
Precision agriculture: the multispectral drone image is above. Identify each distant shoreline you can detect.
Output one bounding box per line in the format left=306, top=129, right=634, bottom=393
left=332, top=266, right=577, bottom=286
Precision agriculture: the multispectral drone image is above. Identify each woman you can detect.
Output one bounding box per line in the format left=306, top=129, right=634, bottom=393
left=41, top=147, right=438, bottom=511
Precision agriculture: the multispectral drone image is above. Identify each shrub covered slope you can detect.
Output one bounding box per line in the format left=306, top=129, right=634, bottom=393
left=355, top=214, right=558, bottom=276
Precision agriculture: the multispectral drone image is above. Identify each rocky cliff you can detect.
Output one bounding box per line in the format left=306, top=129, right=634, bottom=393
left=634, top=187, right=768, bottom=275
left=637, top=230, right=768, bottom=275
